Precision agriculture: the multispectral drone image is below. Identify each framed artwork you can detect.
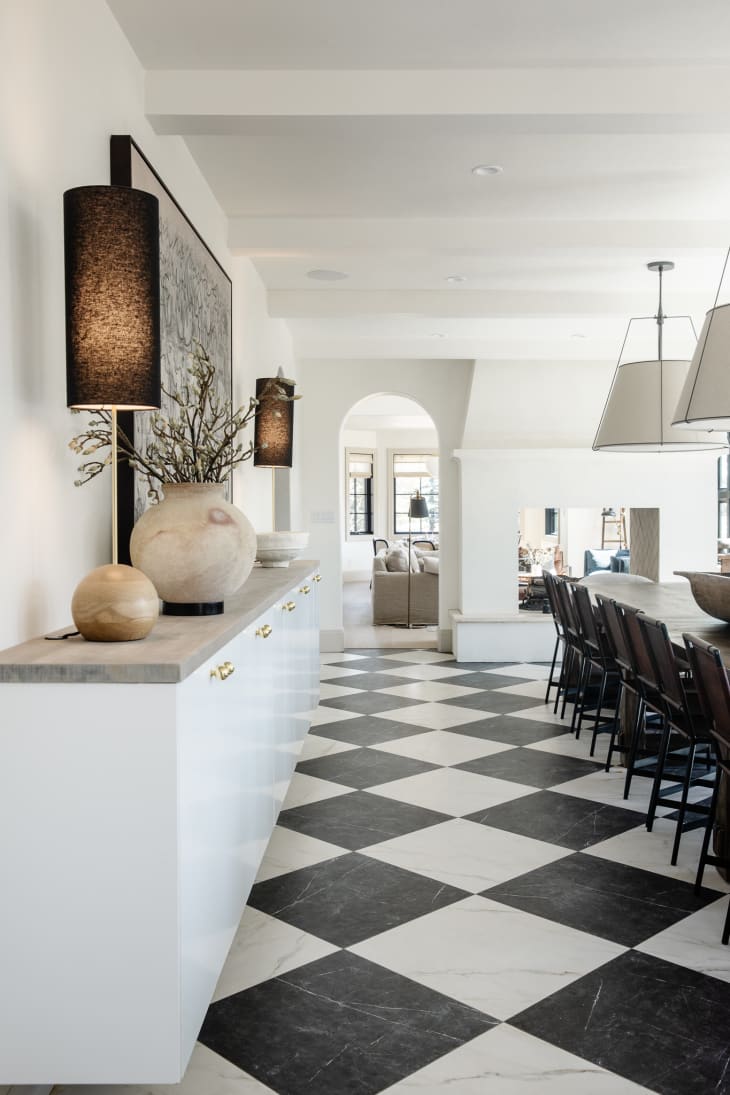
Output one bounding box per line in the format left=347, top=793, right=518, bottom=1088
left=110, top=135, right=233, bottom=563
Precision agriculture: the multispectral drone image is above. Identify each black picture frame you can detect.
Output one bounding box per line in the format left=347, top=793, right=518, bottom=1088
left=110, top=135, right=233, bottom=564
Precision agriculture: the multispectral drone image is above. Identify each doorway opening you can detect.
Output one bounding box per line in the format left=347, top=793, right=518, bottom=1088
left=341, top=394, right=439, bottom=649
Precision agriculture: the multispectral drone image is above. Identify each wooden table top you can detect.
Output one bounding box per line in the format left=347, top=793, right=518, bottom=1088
left=582, top=573, right=730, bottom=660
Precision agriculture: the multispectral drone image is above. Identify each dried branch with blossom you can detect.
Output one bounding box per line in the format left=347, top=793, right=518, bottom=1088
left=69, top=343, right=299, bottom=500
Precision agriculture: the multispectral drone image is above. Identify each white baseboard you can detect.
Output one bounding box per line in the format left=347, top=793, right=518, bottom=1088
left=320, top=629, right=345, bottom=652
left=451, top=613, right=558, bottom=662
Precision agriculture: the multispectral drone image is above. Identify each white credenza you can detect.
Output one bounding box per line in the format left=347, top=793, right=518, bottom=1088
left=0, top=562, right=320, bottom=1084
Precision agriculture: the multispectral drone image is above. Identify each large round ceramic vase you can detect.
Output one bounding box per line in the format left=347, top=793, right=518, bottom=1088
left=130, top=483, right=256, bottom=615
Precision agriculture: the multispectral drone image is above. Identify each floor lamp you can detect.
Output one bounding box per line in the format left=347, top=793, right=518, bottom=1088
left=64, top=185, right=161, bottom=642
left=407, top=491, right=429, bottom=628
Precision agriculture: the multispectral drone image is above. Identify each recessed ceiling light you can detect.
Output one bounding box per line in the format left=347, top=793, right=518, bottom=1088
left=306, top=268, right=348, bottom=281
left=445, top=275, right=467, bottom=283
left=472, top=164, right=503, bottom=176
left=571, top=333, right=588, bottom=340
left=430, top=332, right=448, bottom=339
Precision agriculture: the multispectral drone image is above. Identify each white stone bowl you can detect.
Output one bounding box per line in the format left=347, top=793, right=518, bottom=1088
left=675, top=571, right=730, bottom=623
left=256, top=531, right=309, bottom=568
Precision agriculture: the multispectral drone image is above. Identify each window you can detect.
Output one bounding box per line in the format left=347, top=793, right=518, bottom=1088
left=392, top=452, right=439, bottom=537
left=719, top=454, right=730, bottom=538
left=346, top=449, right=374, bottom=536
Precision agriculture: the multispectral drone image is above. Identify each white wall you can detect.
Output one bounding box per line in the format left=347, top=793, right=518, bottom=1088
left=0, top=0, right=295, bottom=649
left=298, top=359, right=473, bottom=649
left=457, top=449, right=717, bottom=619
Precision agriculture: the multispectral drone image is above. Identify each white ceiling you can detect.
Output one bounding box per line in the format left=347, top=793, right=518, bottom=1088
left=108, top=0, right=730, bottom=361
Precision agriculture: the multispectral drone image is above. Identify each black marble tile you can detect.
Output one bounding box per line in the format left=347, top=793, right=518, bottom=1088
left=199, top=950, right=496, bottom=1095
left=325, top=656, right=413, bottom=673
left=340, top=672, right=417, bottom=691
left=511, top=949, right=730, bottom=1095
left=440, top=690, right=548, bottom=715
left=312, top=714, right=433, bottom=747
left=448, top=714, right=572, bottom=747
left=467, top=790, right=644, bottom=850
left=456, top=749, right=603, bottom=788
left=483, top=852, right=717, bottom=946
left=278, top=788, right=450, bottom=850
left=296, top=748, right=438, bottom=789
left=432, top=671, right=536, bottom=690
left=319, top=691, right=426, bottom=715
left=452, top=661, right=515, bottom=670
left=249, top=853, right=468, bottom=947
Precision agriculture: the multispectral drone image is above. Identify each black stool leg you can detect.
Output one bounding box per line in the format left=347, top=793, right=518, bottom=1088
left=647, top=722, right=672, bottom=832
left=623, top=697, right=646, bottom=799
left=670, top=741, right=697, bottom=866
left=695, top=767, right=719, bottom=893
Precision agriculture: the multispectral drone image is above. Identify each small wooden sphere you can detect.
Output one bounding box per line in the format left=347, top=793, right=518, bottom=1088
left=71, top=564, right=159, bottom=642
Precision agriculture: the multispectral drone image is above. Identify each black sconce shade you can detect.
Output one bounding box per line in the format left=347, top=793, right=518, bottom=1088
left=253, top=376, right=295, bottom=467
left=64, top=185, right=161, bottom=409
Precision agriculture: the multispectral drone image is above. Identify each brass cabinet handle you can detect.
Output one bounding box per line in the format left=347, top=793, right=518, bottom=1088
left=282, top=601, right=296, bottom=612
left=210, top=660, right=235, bottom=680
left=313, top=574, right=322, bottom=582
left=255, top=624, right=273, bottom=638
left=299, top=585, right=311, bottom=595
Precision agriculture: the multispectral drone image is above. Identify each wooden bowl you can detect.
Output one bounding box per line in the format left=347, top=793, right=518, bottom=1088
left=674, top=571, right=730, bottom=623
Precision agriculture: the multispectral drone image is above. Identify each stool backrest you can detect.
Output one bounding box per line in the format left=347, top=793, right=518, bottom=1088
left=636, top=613, right=686, bottom=715
left=571, top=582, right=601, bottom=655
left=595, top=595, right=631, bottom=674
left=683, top=633, right=730, bottom=758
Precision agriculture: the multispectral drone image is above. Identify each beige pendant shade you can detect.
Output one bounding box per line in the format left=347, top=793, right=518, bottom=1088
left=593, top=358, right=726, bottom=452
left=594, top=260, right=726, bottom=453
left=672, top=304, right=730, bottom=431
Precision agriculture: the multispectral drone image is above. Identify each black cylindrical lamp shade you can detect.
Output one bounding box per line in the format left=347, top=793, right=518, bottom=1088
left=253, top=377, right=294, bottom=467
left=64, top=185, right=161, bottom=409
left=409, top=495, right=429, bottom=519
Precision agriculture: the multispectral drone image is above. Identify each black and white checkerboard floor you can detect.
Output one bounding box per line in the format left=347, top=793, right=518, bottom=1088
left=57, top=650, right=730, bottom=1095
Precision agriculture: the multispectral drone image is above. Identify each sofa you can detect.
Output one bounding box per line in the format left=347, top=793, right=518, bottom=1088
left=372, top=547, right=439, bottom=625
left=583, top=548, right=630, bottom=576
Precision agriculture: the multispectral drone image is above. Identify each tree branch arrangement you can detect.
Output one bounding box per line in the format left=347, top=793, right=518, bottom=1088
left=69, top=343, right=299, bottom=501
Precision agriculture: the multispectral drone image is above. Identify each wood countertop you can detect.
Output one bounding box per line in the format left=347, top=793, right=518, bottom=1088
left=0, top=560, right=319, bottom=685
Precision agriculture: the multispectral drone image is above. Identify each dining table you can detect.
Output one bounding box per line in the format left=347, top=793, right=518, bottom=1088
left=582, top=571, right=730, bottom=877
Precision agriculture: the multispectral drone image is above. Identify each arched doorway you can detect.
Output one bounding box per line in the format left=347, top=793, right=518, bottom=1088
left=341, top=393, right=440, bottom=649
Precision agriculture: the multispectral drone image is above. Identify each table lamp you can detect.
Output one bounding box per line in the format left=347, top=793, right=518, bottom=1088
left=64, top=185, right=161, bottom=641
left=253, top=367, right=295, bottom=528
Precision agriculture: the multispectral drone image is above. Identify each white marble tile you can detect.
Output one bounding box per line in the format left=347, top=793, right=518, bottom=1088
left=380, top=651, right=456, bottom=664
left=377, top=681, right=481, bottom=702
left=373, top=701, right=494, bottom=731
left=636, top=896, right=730, bottom=983
left=280, top=772, right=350, bottom=809
left=526, top=732, right=610, bottom=763
left=584, top=816, right=730, bottom=892
left=493, top=679, right=556, bottom=700
left=369, top=767, right=534, bottom=817
left=361, top=818, right=569, bottom=892
left=255, top=826, right=347, bottom=882
left=212, top=907, right=338, bottom=1001
left=320, top=652, right=366, bottom=663
left=54, top=1044, right=276, bottom=1095
left=309, top=705, right=361, bottom=727
left=350, top=895, right=625, bottom=1021
left=381, top=1022, right=653, bottom=1094
left=508, top=702, right=574, bottom=727
left=373, top=730, right=513, bottom=766
left=318, top=664, right=366, bottom=681
left=548, top=768, right=673, bottom=817
left=484, top=663, right=553, bottom=681
left=298, top=732, right=358, bottom=762
left=317, top=681, right=361, bottom=700
left=379, top=663, right=472, bottom=681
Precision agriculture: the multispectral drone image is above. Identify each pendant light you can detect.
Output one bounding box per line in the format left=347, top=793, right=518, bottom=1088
left=673, top=247, right=730, bottom=432
left=593, top=262, right=726, bottom=452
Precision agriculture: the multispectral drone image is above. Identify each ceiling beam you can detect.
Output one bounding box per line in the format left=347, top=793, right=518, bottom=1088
left=228, top=217, right=730, bottom=254
left=146, top=66, right=730, bottom=127
left=267, top=288, right=712, bottom=318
